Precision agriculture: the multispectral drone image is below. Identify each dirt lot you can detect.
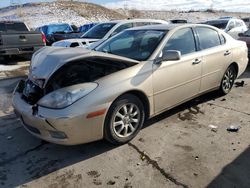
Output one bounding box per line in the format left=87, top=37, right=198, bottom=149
left=0, top=59, right=249, bottom=188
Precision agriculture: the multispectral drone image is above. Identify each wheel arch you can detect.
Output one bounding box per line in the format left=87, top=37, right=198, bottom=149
left=229, top=62, right=239, bottom=77
left=112, top=90, right=150, bottom=120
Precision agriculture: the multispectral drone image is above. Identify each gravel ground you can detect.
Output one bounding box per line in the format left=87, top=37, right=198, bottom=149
left=0, top=60, right=249, bottom=188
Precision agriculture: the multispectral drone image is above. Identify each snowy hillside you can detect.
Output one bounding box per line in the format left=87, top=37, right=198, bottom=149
left=105, top=0, right=250, bottom=13
left=0, top=2, right=125, bottom=28
left=0, top=1, right=249, bottom=30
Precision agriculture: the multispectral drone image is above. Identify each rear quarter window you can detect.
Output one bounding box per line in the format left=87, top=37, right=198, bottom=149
left=196, top=27, right=221, bottom=50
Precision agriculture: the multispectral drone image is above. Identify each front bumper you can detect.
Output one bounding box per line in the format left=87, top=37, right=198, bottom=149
left=12, top=81, right=107, bottom=145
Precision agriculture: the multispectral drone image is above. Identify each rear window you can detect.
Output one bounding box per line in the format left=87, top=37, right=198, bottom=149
left=205, top=20, right=228, bottom=30
left=0, top=22, right=28, bottom=32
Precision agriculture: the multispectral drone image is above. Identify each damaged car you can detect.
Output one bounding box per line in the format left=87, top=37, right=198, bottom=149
left=13, top=24, right=248, bottom=145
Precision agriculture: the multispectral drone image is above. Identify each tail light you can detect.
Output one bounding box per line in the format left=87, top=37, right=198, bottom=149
left=41, top=33, right=46, bottom=44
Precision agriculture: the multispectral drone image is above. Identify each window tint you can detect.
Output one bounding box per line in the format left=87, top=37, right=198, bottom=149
left=113, top=23, right=133, bottom=34
left=205, top=20, right=228, bottom=30
left=70, top=43, right=79, bottom=47
left=47, top=24, right=73, bottom=35
left=0, top=22, right=28, bottom=32
left=82, top=23, right=116, bottom=39
left=164, top=28, right=196, bottom=55
left=196, top=27, right=221, bottom=50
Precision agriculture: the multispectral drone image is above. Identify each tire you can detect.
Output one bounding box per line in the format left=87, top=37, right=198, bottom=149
left=219, top=65, right=237, bottom=95
left=104, top=94, right=145, bottom=145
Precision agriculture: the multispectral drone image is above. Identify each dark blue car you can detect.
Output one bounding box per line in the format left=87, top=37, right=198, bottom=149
left=36, top=23, right=74, bottom=45
left=78, top=23, right=98, bottom=34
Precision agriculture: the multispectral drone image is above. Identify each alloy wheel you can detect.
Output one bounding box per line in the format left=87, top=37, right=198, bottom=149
left=112, top=103, right=141, bottom=138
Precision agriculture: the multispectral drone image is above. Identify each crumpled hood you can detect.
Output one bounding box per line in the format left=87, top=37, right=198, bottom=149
left=29, top=47, right=139, bottom=85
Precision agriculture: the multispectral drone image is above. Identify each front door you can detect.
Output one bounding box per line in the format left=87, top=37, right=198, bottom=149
left=153, top=28, right=202, bottom=114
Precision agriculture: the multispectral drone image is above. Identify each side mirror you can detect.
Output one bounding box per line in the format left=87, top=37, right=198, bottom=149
left=155, top=50, right=181, bottom=64
left=238, top=33, right=244, bottom=37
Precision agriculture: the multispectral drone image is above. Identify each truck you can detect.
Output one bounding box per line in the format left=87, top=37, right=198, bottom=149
left=0, top=21, right=45, bottom=58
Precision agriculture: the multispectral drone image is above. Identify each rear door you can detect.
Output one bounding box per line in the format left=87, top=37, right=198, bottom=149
left=195, top=26, right=232, bottom=92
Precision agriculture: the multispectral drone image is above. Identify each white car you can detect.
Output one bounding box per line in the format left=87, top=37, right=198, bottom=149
left=52, top=19, right=168, bottom=48
left=203, top=18, right=248, bottom=39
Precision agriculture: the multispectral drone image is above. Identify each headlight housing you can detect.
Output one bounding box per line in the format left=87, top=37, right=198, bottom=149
left=38, top=83, right=98, bottom=109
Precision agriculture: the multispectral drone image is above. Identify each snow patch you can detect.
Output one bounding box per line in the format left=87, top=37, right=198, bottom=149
left=0, top=65, right=23, bottom=71
left=104, top=0, right=250, bottom=13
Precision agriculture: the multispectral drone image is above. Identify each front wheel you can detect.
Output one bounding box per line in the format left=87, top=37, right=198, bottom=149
left=104, top=94, right=145, bottom=145
left=219, top=65, right=237, bottom=95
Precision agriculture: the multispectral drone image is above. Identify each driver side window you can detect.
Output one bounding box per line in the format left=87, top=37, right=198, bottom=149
left=163, top=28, right=196, bottom=55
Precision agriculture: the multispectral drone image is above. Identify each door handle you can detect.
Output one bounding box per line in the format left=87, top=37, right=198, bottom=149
left=192, top=59, right=201, bottom=65
left=19, top=35, right=26, bottom=40
left=224, top=50, right=231, bottom=56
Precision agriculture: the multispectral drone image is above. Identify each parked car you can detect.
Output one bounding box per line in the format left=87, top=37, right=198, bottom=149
left=202, top=18, right=248, bottom=39
left=36, top=23, right=74, bottom=45
left=238, top=29, right=250, bottom=57
left=0, top=21, right=45, bottom=58
left=78, top=23, right=98, bottom=34
left=52, top=19, right=168, bottom=48
left=242, top=17, right=250, bottom=28
left=13, top=24, right=248, bottom=145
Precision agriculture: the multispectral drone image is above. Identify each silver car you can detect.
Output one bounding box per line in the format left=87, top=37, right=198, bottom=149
left=13, top=24, right=248, bottom=145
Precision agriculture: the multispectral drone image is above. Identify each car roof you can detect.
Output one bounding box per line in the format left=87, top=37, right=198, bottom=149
left=128, top=23, right=217, bottom=31
left=100, top=19, right=167, bottom=24
left=128, top=24, right=183, bottom=31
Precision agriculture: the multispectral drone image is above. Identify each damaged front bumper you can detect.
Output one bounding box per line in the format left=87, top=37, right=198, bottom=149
left=12, top=80, right=107, bottom=145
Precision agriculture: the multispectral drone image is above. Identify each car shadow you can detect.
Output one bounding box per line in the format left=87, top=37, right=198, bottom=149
left=206, top=147, right=250, bottom=188
left=0, top=88, right=223, bottom=187
left=0, top=55, right=31, bottom=65
left=239, top=63, right=250, bottom=79
left=144, top=90, right=220, bottom=128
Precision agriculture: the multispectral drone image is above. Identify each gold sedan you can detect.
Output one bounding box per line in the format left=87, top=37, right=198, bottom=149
left=13, top=24, right=248, bottom=145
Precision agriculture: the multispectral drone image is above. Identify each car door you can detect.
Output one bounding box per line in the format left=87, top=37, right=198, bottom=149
left=153, top=27, right=202, bottom=114
left=195, top=26, right=232, bottom=92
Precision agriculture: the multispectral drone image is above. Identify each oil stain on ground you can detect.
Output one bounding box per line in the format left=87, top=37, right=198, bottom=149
left=178, top=106, right=204, bottom=121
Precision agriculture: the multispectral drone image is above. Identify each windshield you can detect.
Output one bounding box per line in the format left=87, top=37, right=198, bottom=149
left=47, top=24, right=73, bottom=35
left=82, top=23, right=116, bottom=39
left=205, top=20, right=228, bottom=29
left=95, top=30, right=167, bottom=61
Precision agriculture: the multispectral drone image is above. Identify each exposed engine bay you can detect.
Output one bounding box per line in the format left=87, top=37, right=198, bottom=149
left=22, top=57, right=133, bottom=105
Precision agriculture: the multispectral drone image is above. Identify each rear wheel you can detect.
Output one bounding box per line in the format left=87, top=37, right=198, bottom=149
left=219, top=65, right=237, bottom=95
left=104, top=94, right=145, bottom=145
